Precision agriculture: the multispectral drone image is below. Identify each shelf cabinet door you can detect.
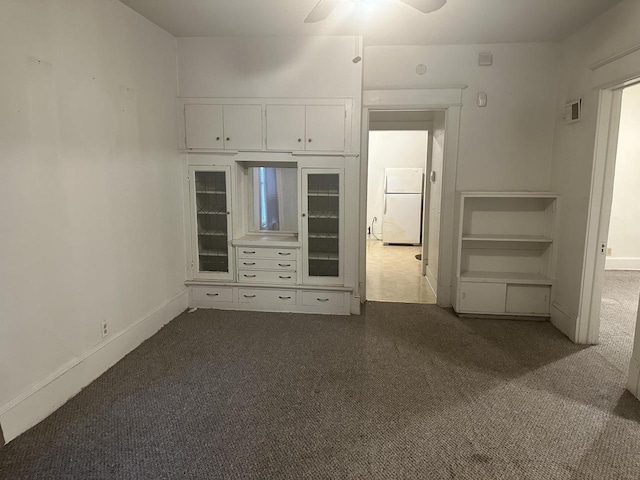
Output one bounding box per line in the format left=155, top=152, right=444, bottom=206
left=266, top=105, right=306, bottom=151
left=189, top=166, right=234, bottom=280
left=505, top=285, right=550, bottom=315
left=185, top=104, right=224, bottom=149
left=305, top=105, right=345, bottom=152
left=223, top=105, right=263, bottom=150
left=459, top=282, right=506, bottom=313
left=302, top=168, right=344, bottom=285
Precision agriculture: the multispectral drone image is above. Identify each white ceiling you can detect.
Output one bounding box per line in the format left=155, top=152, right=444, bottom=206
left=119, top=0, right=621, bottom=45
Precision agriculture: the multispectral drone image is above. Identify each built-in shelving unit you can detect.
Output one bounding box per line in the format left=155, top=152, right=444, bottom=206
left=190, top=167, right=233, bottom=280
left=453, top=192, right=559, bottom=318
left=303, top=169, right=344, bottom=283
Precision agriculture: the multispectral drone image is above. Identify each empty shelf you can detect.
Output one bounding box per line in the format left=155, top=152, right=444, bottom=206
left=462, top=234, right=553, bottom=243
left=308, top=233, right=339, bottom=239
left=196, top=190, right=226, bottom=195
left=197, top=211, right=227, bottom=215
left=308, top=212, right=339, bottom=219
left=199, top=249, right=229, bottom=257
left=307, top=192, right=339, bottom=197
left=198, top=231, right=227, bottom=236
left=308, top=253, right=339, bottom=261
left=460, top=271, right=553, bottom=285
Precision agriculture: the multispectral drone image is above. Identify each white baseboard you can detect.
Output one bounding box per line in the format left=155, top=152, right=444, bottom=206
left=605, top=257, right=640, bottom=270
left=628, top=357, right=640, bottom=400
left=425, top=266, right=437, bottom=297
left=550, top=301, right=578, bottom=342
left=0, top=288, right=189, bottom=443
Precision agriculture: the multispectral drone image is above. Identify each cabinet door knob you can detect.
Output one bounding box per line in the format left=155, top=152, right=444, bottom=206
left=298, top=138, right=302, bottom=142
left=216, top=137, right=220, bottom=141
left=226, top=137, right=230, bottom=141
left=308, top=138, right=312, bottom=143
left=302, top=213, right=306, bottom=217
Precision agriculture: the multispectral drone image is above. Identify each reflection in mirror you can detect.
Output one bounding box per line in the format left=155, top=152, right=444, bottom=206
left=250, top=167, right=298, bottom=233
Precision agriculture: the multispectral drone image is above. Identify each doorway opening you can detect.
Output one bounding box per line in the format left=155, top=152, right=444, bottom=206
left=364, top=110, right=444, bottom=304
left=597, top=82, right=640, bottom=371
left=579, top=77, right=640, bottom=397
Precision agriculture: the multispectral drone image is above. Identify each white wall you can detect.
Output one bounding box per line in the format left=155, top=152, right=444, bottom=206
left=0, top=0, right=184, bottom=440
left=366, top=131, right=428, bottom=236
left=549, top=0, right=640, bottom=340
left=606, top=83, right=640, bottom=271
left=426, top=112, right=446, bottom=293
left=364, top=43, right=558, bottom=192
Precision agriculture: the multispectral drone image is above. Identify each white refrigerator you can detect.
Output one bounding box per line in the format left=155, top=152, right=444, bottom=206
left=382, top=168, right=423, bottom=245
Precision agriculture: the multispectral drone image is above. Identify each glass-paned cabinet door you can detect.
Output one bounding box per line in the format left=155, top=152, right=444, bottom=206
left=189, top=166, right=233, bottom=280
left=302, top=168, right=344, bottom=285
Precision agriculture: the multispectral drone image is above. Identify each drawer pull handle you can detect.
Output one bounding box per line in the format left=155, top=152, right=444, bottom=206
left=278, top=264, right=291, bottom=267
left=206, top=293, right=219, bottom=297
left=278, top=252, right=291, bottom=256
left=243, top=294, right=256, bottom=298
left=244, top=274, right=257, bottom=278
left=279, top=276, right=292, bottom=279
left=243, top=251, right=256, bottom=254
left=243, top=262, right=256, bottom=266
left=279, top=296, right=292, bottom=300
left=317, top=298, right=330, bottom=302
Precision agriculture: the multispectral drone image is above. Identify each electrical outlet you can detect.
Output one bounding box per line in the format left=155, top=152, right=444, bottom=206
left=606, top=247, right=612, bottom=256
left=101, top=321, right=108, bottom=338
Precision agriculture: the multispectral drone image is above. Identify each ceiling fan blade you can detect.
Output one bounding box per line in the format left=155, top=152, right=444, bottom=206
left=304, top=0, right=340, bottom=23
left=399, top=0, right=447, bottom=14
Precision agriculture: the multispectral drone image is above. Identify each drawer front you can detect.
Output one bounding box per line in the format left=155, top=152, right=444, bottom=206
left=191, top=286, right=233, bottom=304
left=459, top=282, right=506, bottom=313
left=301, top=291, right=344, bottom=307
left=238, top=288, right=296, bottom=305
left=237, top=247, right=297, bottom=259
left=237, top=258, right=297, bottom=271
left=238, top=270, right=297, bottom=285
left=506, top=285, right=550, bottom=315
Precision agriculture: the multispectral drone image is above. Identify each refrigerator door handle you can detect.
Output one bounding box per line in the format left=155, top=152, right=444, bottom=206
left=384, top=194, right=387, bottom=214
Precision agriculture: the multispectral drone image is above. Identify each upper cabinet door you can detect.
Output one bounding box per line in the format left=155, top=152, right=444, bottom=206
left=223, top=105, right=263, bottom=151
left=185, top=104, right=224, bottom=149
left=305, top=105, right=346, bottom=152
left=266, top=105, right=305, bottom=151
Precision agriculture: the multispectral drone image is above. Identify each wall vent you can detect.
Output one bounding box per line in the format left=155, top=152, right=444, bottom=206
left=564, top=99, right=582, bottom=124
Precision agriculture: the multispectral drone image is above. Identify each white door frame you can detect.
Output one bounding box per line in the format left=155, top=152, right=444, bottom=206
left=577, top=76, right=640, bottom=344
left=359, top=88, right=464, bottom=307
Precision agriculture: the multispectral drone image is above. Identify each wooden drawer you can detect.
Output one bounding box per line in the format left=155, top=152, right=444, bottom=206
left=506, top=285, right=550, bottom=315
left=459, top=282, right=506, bottom=313
left=238, top=270, right=296, bottom=285
left=301, top=291, right=344, bottom=307
left=237, top=247, right=296, bottom=259
left=237, top=258, right=296, bottom=271
left=238, top=288, right=296, bottom=305
left=191, top=286, right=233, bottom=305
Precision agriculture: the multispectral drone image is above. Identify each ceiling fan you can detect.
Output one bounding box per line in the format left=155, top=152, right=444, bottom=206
left=304, top=0, right=447, bottom=23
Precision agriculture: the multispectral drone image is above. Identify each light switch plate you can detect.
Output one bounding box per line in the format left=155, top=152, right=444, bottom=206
left=477, top=92, right=487, bottom=107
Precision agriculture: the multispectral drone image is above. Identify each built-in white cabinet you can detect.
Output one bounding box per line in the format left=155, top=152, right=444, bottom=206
left=453, top=192, right=559, bottom=318
left=302, top=168, right=345, bottom=285
left=265, top=105, right=306, bottom=151
left=265, top=105, right=346, bottom=152
left=189, top=166, right=234, bottom=280
left=305, top=105, right=346, bottom=152
left=184, top=104, right=263, bottom=151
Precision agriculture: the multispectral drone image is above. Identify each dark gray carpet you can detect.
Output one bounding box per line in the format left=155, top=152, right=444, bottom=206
left=1, top=302, right=640, bottom=479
